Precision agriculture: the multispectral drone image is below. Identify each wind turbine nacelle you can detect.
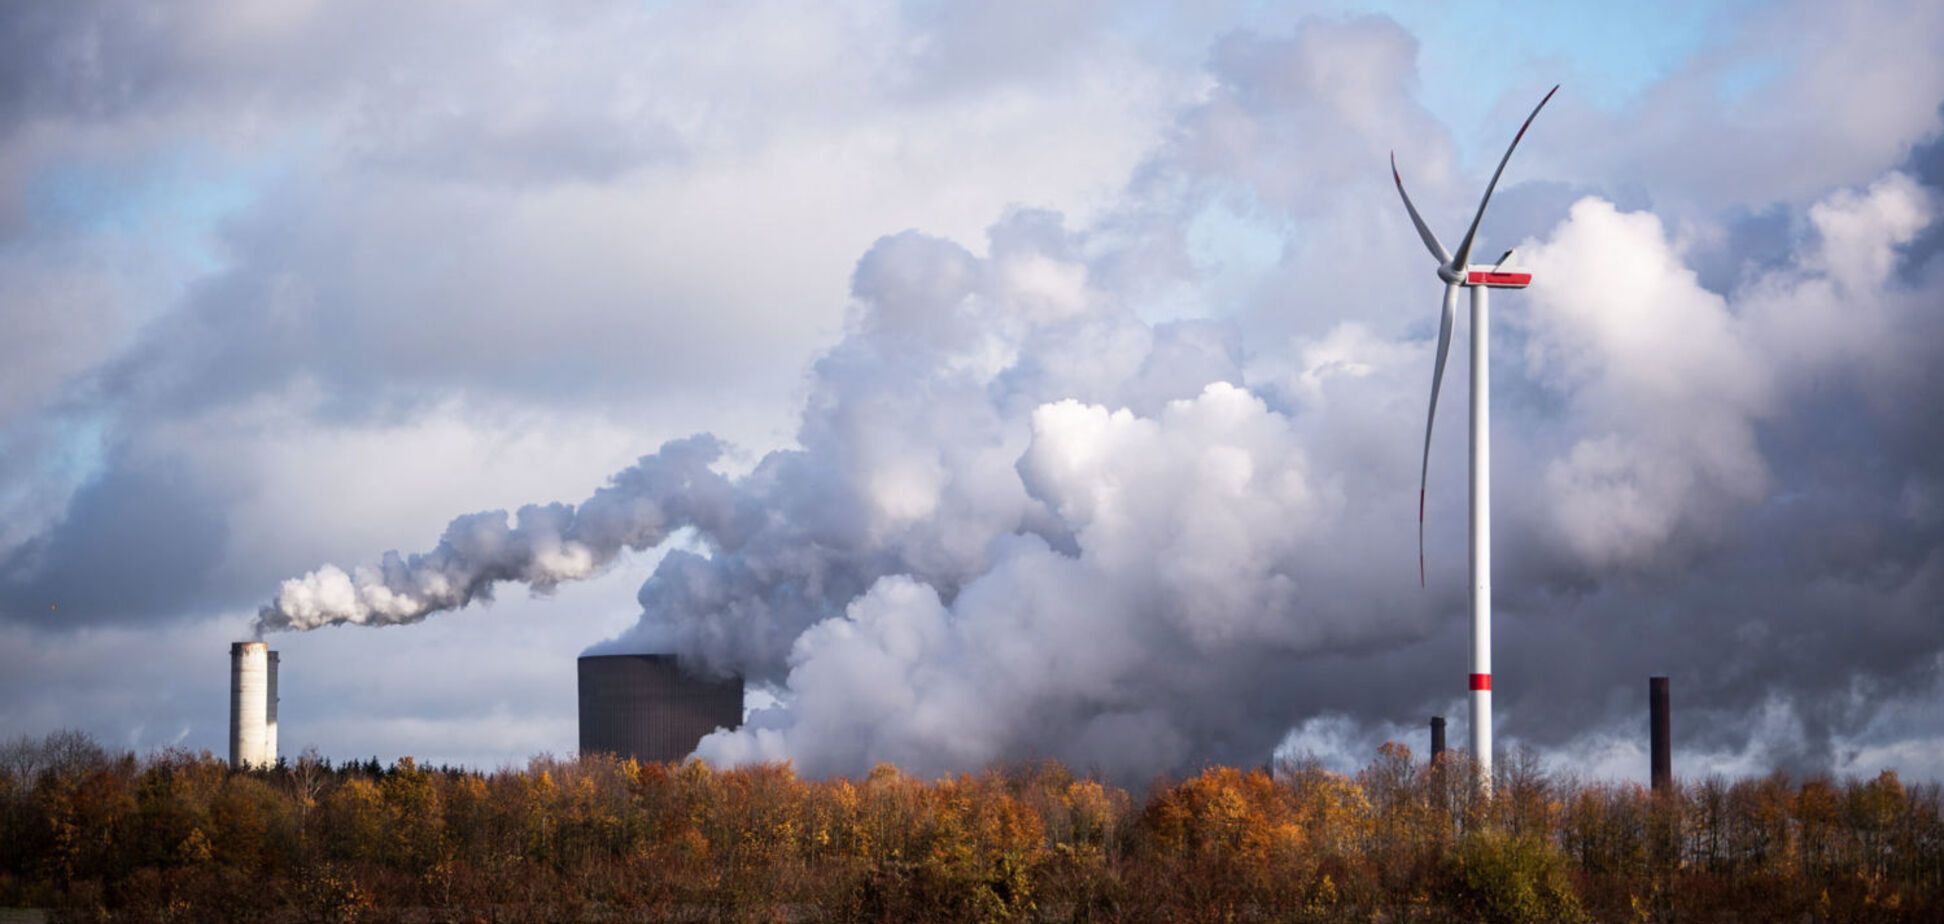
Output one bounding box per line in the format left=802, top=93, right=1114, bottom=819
left=1463, top=268, right=1532, bottom=288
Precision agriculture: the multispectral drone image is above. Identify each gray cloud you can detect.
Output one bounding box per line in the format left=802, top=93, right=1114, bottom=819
left=1, top=451, right=228, bottom=625
left=0, top=0, right=1172, bottom=630
left=250, top=157, right=1944, bottom=783
left=2, top=2, right=1942, bottom=784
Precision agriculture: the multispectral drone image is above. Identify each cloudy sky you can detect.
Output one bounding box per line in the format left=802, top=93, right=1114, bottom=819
left=2, top=0, right=1941, bottom=783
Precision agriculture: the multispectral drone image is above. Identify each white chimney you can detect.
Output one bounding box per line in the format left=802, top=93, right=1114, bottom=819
left=229, top=641, right=278, bottom=768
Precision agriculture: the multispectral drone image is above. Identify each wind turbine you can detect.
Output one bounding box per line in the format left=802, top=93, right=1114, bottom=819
left=1391, top=85, right=1556, bottom=789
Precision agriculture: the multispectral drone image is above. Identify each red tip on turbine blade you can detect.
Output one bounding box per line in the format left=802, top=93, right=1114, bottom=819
left=1512, top=84, right=1560, bottom=145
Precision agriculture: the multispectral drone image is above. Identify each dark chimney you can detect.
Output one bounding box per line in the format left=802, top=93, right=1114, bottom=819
left=1430, top=715, right=1446, bottom=763
left=1650, top=676, right=1671, bottom=791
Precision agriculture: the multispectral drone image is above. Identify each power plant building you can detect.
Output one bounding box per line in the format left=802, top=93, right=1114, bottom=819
left=578, top=654, right=743, bottom=763
left=228, top=641, right=280, bottom=768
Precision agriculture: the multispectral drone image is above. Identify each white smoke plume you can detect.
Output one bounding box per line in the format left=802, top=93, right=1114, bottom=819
left=257, top=158, right=1939, bottom=781
left=256, top=208, right=1408, bottom=779
left=255, top=436, right=736, bottom=632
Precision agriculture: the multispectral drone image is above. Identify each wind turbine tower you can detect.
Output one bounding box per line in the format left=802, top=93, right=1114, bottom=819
left=1391, top=86, right=1557, bottom=789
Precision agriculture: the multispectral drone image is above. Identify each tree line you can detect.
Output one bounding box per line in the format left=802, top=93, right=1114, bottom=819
left=2, top=731, right=1939, bottom=921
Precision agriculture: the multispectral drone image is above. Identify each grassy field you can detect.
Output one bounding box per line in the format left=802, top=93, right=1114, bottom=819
left=3, top=731, right=1939, bottom=921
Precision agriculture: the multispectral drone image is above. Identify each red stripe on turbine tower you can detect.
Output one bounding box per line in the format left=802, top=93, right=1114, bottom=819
left=1469, top=673, right=1492, bottom=691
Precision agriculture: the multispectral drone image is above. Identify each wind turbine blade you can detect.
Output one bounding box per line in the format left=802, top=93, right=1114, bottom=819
left=1391, top=152, right=1450, bottom=265
left=1420, top=282, right=1459, bottom=586
left=1448, top=84, right=1558, bottom=273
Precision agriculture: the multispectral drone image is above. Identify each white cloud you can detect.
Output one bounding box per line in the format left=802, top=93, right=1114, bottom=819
left=1519, top=197, right=1771, bottom=566
left=4, top=2, right=1943, bottom=784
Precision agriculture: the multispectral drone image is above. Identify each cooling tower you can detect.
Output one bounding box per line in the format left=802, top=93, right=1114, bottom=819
left=229, top=641, right=279, bottom=768
left=578, top=654, right=743, bottom=763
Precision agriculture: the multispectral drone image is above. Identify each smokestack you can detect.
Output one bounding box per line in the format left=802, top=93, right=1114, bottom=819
left=1650, top=676, right=1671, bottom=791
left=1430, top=715, right=1446, bottom=762
left=229, top=642, right=279, bottom=769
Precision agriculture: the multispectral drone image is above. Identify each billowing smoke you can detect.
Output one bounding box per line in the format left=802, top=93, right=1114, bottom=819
left=255, top=156, right=1943, bottom=781
left=256, top=209, right=1433, bottom=779
left=0, top=0, right=1936, bottom=783
left=247, top=3, right=1944, bottom=780
left=256, top=437, right=736, bottom=632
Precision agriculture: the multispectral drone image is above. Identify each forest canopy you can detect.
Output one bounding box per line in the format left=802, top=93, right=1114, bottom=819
left=2, top=732, right=1939, bottom=921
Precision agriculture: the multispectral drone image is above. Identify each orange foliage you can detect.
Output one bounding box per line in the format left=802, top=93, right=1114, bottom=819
left=0, top=731, right=1940, bottom=921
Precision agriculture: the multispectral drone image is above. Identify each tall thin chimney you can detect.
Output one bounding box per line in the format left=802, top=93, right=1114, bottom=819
left=1650, top=676, right=1671, bottom=791
left=229, top=642, right=278, bottom=769
left=1430, top=716, right=1446, bottom=763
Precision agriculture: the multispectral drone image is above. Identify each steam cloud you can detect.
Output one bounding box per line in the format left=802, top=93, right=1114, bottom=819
left=256, top=437, right=737, bottom=633
left=0, top=2, right=1934, bottom=782
left=257, top=156, right=1942, bottom=780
